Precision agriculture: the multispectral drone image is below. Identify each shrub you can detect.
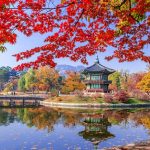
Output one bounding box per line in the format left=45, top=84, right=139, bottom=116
left=74, top=90, right=85, bottom=99
left=104, top=93, right=113, bottom=103
left=113, top=90, right=128, bottom=102
left=138, top=93, right=150, bottom=101
left=131, top=89, right=150, bottom=101
left=51, top=89, right=59, bottom=97
left=92, top=93, right=102, bottom=99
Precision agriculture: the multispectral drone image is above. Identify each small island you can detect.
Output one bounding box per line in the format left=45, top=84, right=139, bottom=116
left=0, top=57, right=149, bottom=108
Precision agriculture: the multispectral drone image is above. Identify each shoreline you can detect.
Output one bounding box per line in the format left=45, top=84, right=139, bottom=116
left=105, top=140, right=150, bottom=150
left=40, top=101, right=150, bottom=109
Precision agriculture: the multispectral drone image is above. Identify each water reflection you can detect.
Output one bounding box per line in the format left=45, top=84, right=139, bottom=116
left=79, top=116, right=114, bottom=149
left=0, top=107, right=150, bottom=149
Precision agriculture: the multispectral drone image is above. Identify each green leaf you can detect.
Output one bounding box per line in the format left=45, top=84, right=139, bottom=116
left=0, top=45, right=7, bottom=53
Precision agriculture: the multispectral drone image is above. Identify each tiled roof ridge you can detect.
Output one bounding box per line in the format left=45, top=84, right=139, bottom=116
left=97, top=63, right=115, bottom=71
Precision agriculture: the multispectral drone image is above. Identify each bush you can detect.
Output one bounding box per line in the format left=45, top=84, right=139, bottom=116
left=113, top=90, right=128, bottom=102
left=74, top=90, right=85, bottom=99
left=104, top=93, right=113, bottom=103
left=51, top=89, right=59, bottom=97
left=92, top=93, right=102, bottom=100
left=131, top=89, right=150, bottom=101
left=138, top=94, right=150, bottom=101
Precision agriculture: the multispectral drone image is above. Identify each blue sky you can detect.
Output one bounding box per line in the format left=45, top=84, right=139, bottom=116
left=0, top=32, right=149, bottom=73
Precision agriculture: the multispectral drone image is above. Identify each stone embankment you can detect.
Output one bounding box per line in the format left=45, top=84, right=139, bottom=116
left=40, top=101, right=150, bottom=109
left=105, top=140, right=150, bottom=150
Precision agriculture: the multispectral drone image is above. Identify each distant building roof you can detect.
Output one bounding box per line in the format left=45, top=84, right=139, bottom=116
left=82, top=57, right=115, bottom=74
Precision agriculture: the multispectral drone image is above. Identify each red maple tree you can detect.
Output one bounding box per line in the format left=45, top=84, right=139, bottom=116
left=0, top=0, right=149, bottom=70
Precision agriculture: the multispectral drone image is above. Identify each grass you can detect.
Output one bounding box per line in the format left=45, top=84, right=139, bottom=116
left=125, top=98, right=147, bottom=104
left=46, top=95, right=105, bottom=103
left=45, top=95, right=149, bottom=104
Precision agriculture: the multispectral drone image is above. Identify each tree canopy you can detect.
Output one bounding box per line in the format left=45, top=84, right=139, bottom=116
left=137, top=72, right=150, bottom=96
left=62, top=71, right=86, bottom=94
left=0, top=0, right=149, bottom=70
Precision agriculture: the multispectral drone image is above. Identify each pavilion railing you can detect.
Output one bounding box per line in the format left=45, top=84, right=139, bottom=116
left=84, top=80, right=112, bottom=84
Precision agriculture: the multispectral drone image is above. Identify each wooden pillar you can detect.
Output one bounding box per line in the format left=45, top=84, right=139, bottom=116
left=35, top=99, right=39, bottom=106
left=10, top=98, right=12, bottom=107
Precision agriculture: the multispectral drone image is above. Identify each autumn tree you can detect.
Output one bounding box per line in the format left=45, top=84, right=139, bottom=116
left=109, top=71, right=121, bottom=91
left=35, top=66, right=60, bottom=93
left=0, top=0, right=149, bottom=70
left=62, top=71, right=86, bottom=94
left=3, top=82, right=13, bottom=93
left=4, top=77, right=18, bottom=93
left=137, top=72, right=150, bottom=96
left=127, top=72, right=145, bottom=92
left=120, top=70, right=129, bottom=91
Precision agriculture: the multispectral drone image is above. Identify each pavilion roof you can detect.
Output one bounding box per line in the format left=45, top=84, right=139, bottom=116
left=82, top=61, right=115, bottom=74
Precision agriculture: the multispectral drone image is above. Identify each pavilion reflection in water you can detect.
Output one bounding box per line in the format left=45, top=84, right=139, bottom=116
left=79, top=113, right=114, bottom=149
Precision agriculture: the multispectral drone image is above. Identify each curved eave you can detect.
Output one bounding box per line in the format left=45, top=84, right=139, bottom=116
left=82, top=69, right=115, bottom=75
left=82, top=63, right=115, bottom=75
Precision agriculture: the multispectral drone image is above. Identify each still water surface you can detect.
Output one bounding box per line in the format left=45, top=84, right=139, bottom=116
left=0, top=107, right=150, bottom=150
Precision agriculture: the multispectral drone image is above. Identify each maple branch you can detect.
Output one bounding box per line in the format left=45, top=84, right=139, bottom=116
left=128, top=0, right=139, bottom=23
left=3, top=2, right=75, bottom=11
left=129, top=14, right=140, bottom=23
left=74, top=9, right=85, bottom=26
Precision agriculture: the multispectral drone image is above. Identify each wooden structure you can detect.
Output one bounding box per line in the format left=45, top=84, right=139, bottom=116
left=82, top=57, right=115, bottom=93
left=79, top=114, right=114, bottom=149
left=0, top=96, right=44, bottom=107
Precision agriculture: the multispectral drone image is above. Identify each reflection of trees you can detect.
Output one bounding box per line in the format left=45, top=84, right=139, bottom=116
left=79, top=114, right=114, bottom=149
left=128, top=109, right=150, bottom=129
left=17, top=108, right=61, bottom=132
left=104, top=110, right=129, bottom=125
left=0, top=109, right=16, bottom=126
left=1, top=108, right=150, bottom=141
left=60, top=109, right=84, bottom=127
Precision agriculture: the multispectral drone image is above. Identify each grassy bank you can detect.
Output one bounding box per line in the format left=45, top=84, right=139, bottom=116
left=45, top=95, right=149, bottom=104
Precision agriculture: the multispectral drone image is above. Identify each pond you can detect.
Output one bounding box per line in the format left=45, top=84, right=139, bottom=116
left=0, top=107, right=150, bottom=150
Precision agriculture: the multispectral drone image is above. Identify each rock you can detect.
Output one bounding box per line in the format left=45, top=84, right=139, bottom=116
left=104, top=140, right=150, bottom=150
left=126, top=144, right=135, bottom=147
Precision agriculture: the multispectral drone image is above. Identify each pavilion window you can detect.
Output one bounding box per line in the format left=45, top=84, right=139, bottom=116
left=91, top=75, right=100, bottom=80
left=91, top=84, right=101, bottom=89
left=102, top=75, right=108, bottom=80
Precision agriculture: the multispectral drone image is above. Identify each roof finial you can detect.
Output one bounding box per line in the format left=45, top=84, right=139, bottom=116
left=95, top=55, right=99, bottom=64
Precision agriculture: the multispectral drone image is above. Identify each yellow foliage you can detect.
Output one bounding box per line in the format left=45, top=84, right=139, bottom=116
left=36, top=66, right=59, bottom=91
left=61, top=0, right=67, bottom=4
left=62, top=72, right=86, bottom=94
left=137, top=72, right=150, bottom=95
left=141, top=117, right=150, bottom=129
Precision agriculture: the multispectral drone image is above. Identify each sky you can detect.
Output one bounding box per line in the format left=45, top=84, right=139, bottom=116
left=0, top=32, right=149, bottom=73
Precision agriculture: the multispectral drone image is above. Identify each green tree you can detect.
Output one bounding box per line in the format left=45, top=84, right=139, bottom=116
left=109, top=71, right=121, bottom=91
left=120, top=70, right=129, bottom=91
left=24, top=69, right=38, bottom=93
left=0, top=68, right=10, bottom=91
left=18, top=75, right=26, bottom=92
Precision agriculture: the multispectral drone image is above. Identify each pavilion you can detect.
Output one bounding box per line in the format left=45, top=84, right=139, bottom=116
left=82, top=57, right=115, bottom=93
